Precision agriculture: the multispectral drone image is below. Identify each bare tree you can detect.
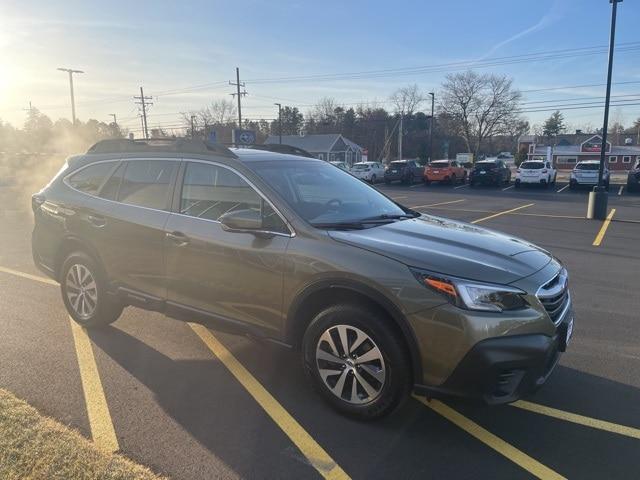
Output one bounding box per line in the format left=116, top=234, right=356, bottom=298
left=207, top=98, right=237, bottom=125
left=390, top=84, right=425, bottom=115
left=439, top=71, right=522, bottom=157
left=309, top=97, right=339, bottom=123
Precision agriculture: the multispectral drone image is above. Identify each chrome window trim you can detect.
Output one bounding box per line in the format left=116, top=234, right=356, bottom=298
left=63, top=157, right=180, bottom=214
left=62, top=159, right=120, bottom=196
left=179, top=158, right=296, bottom=238
left=63, top=157, right=296, bottom=237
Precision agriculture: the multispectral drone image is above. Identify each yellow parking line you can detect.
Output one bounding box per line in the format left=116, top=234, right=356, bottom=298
left=512, top=400, right=640, bottom=440
left=592, top=208, right=616, bottom=246
left=189, top=323, right=349, bottom=480
left=0, top=265, right=57, bottom=286
left=412, top=199, right=466, bottom=209
left=0, top=267, right=119, bottom=452
left=70, top=319, right=119, bottom=452
left=415, top=397, right=565, bottom=480
left=471, top=203, right=535, bottom=224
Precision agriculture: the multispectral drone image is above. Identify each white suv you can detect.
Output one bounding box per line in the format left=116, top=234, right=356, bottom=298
left=351, top=161, right=385, bottom=183
left=570, top=160, right=609, bottom=190
left=515, top=160, right=556, bottom=188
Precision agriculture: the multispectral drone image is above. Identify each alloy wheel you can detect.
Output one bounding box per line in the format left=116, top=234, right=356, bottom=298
left=315, top=324, right=386, bottom=404
left=66, top=264, right=98, bottom=320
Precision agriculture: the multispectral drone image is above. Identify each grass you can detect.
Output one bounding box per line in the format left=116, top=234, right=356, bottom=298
left=0, top=388, right=166, bottom=480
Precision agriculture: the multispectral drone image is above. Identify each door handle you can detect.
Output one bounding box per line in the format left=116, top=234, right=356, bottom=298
left=166, top=231, right=189, bottom=246
left=87, top=214, right=106, bottom=228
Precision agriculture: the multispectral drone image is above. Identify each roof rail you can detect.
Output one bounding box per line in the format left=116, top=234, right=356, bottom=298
left=86, top=138, right=238, bottom=158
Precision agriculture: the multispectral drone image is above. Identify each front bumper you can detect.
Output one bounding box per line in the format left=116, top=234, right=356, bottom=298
left=414, top=310, right=573, bottom=405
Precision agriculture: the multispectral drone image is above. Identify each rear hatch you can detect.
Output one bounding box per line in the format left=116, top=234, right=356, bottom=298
left=519, top=161, right=544, bottom=178
left=574, top=163, right=600, bottom=182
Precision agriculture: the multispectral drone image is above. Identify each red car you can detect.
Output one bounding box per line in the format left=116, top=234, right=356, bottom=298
left=424, top=160, right=467, bottom=184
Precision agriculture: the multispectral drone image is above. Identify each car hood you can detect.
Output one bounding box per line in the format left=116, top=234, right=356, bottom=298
left=328, top=215, right=552, bottom=285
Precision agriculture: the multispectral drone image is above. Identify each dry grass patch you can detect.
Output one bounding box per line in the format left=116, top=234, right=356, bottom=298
left=0, top=388, right=166, bottom=480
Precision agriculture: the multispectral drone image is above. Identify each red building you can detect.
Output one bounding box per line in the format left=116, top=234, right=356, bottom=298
left=518, top=134, right=640, bottom=171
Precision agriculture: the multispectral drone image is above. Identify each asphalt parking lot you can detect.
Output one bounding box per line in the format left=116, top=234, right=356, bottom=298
left=1, top=177, right=639, bottom=480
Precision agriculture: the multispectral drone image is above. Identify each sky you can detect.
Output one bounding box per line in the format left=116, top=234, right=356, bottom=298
left=1, top=0, right=639, bottom=135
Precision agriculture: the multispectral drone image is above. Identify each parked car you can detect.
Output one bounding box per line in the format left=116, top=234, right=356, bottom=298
left=351, top=161, right=384, bottom=183
left=424, top=160, right=467, bottom=185
left=515, top=160, right=556, bottom=188
left=32, top=138, right=574, bottom=419
left=384, top=160, right=424, bottom=184
left=569, top=161, right=609, bottom=190
left=329, top=161, right=349, bottom=171
left=469, top=159, right=511, bottom=187
left=626, top=160, right=640, bottom=192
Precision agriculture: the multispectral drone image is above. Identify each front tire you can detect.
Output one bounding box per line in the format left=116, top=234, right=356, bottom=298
left=61, top=252, right=123, bottom=328
left=370, top=174, right=377, bottom=184
left=302, top=304, right=411, bottom=420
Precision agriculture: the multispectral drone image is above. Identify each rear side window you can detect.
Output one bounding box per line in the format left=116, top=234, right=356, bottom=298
left=118, top=160, right=178, bottom=210
left=180, top=162, right=288, bottom=233
left=66, top=162, right=117, bottom=195
left=99, top=162, right=125, bottom=201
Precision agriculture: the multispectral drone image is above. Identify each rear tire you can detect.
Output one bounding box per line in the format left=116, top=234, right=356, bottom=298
left=371, top=174, right=377, bottom=184
left=61, top=252, right=123, bottom=328
left=450, top=174, right=456, bottom=185
left=302, top=304, right=411, bottom=420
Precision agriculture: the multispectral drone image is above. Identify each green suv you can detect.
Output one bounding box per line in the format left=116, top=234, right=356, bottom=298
left=32, top=139, right=574, bottom=419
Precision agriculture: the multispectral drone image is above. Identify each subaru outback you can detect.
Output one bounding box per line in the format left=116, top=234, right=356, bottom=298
left=32, top=138, right=574, bottom=419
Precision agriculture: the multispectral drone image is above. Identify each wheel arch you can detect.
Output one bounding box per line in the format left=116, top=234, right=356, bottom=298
left=286, top=279, right=423, bottom=384
left=53, top=235, right=106, bottom=283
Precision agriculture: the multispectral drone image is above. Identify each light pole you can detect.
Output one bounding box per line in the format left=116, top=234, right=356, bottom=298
left=274, top=103, right=282, bottom=144
left=588, top=0, right=622, bottom=220
left=57, top=68, right=84, bottom=125
left=428, top=92, right=435, bottom=162
left=190, top=115, right=196, bottom=138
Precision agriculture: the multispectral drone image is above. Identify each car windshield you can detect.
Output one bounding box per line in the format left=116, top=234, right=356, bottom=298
left=429, top=161, right=450, bottom=167
left=576, top=163, right=600, bottom=170
left=248, top=160, right=410, bottom=226
left=352, top=164, right=371, bottom=170
left=521, top=162, right=544, bottom=169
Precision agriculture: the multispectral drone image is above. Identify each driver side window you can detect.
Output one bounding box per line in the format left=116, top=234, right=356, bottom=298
left=180, top=162, right=288, bottom=233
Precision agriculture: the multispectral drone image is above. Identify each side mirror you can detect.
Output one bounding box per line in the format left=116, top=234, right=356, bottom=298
left=219, top=209, right=263, bottom=232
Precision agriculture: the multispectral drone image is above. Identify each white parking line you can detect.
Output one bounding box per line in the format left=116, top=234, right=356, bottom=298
left=409, top=183, right=424, bottom=188
left=454, top=184, right=469, bottom=189
left=502, top=185, right=514, bottom=191
left=391, top=195, right=408, bottom=200
left=618, top=185, right=624, bottom=196
left=557, top=184, right=570, bottom=193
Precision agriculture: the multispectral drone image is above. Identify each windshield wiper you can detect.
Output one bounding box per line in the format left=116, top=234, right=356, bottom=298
left=312, top=221, right=369, bottom=230
left=358, top=213, right=418, bottom=221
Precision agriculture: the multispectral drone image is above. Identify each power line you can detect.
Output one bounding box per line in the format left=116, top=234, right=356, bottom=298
left=243, top=42, right=640, bottom=84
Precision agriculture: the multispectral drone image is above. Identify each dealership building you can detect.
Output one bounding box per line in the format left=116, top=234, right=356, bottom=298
left=518, top=134, right=640, bottom=171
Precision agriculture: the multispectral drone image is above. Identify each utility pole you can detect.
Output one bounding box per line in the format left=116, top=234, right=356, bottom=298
left=274, top=103, right=282, bottom=144
left=23, top=101, right=34, bottom=117
left=588, top=0, right=623, bottom=220
left=57, top=67, right=84, bottom=125
left=229, top=67, right=247, bottom=128
left=398, top=114, right=403, bottom=160
left=134, top=87, right=153, bottom=139
left=190, top=115, right=196, bottom=138
left=428, top=92, right=435, bottom=162
left=109, top=113, right=117, bottom=125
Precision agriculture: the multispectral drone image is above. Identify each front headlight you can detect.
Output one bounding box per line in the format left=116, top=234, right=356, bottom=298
left=412, top=270, right=528, bottom=312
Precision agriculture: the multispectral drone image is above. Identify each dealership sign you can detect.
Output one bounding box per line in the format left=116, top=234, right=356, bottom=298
left=232, top=129, right=257, bottom=145
left=581, top=135, right=610, bottom=153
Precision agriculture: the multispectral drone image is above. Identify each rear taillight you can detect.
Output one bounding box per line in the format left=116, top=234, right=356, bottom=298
left=32, top=193, right=45, bottom=213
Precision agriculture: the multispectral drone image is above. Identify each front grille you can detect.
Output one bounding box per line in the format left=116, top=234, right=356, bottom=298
left=537, top=269, right=569, bottom=324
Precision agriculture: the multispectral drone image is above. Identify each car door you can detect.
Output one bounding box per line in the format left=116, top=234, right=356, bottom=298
left=90, top=159, right=179, bottom=300
left=164, top=160, right=292, bottom=333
